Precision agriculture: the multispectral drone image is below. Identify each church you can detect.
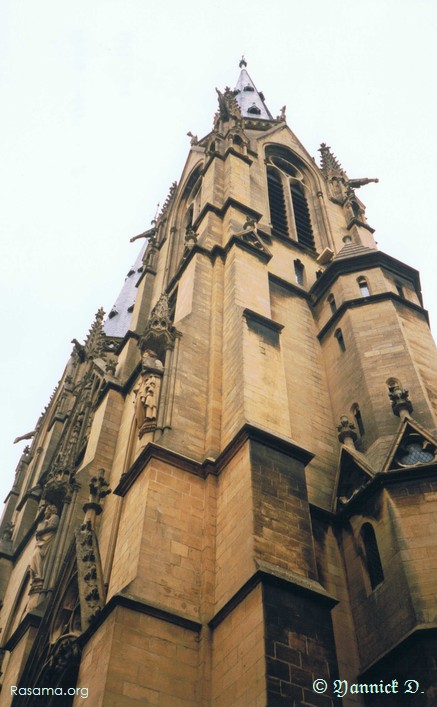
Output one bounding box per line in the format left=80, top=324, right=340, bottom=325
left=0, top=59, right=436, bottom=706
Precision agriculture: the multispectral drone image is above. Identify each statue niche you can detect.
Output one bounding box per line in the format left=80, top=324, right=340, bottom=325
left=134, top=349, right=163, bottom=438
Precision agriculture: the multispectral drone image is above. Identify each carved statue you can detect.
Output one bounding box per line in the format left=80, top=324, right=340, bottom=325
left=2, top=521, right=14, bottom=541
left=141, top=349, right=163, bottom=372
left=134, top=350, right=163, bottom=434
left=134, top=374, right=161, bottom=428
left=187, top=131, right=198, bottom=145
left=29, top=504, right=60, bottom=589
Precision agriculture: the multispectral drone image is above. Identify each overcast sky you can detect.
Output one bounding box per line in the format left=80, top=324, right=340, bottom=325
left=1, top=0, right=437, bottom=505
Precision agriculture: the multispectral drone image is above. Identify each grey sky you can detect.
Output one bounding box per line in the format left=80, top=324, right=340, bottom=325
left=1, top=0, right=437, bottom=505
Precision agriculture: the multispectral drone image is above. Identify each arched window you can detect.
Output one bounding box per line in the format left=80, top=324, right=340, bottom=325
left=265, top=147, right=316, bottom=250
left=335, top=328, right=346, bottom=352
left=294, top=259, right=305, bottom=286
left=327, top=293, right=336, bottom=314
left=361, top=523, right=384, bottom=589
left=352, top=403, right=365, bottom=436
left=357, top=276, right=370, bottom=297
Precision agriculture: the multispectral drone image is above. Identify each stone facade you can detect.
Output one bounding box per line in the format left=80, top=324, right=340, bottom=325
left=1, top=62, right=437, bottom=706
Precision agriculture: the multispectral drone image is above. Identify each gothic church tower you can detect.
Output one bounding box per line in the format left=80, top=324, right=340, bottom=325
left=1, top=60, right=437, bottom=706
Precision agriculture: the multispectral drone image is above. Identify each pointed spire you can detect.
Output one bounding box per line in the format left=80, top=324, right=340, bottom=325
left=233, top=59, right=273, bottom=120
left=319, top=143, right=345, bottom=177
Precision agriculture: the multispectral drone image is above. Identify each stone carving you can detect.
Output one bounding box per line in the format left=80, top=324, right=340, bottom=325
left=42, top=455, right=75, bottom=506
left=184, top=227, right=198, bottom=247
left=215, top=87, right=242, bottom=126
left=337, top=415, right=358, bottom=446
left=134, top=350, right=163, bottom=437
left=47, top=636, right=81, bottom=677
left=76, top=474, right=109, bottom=626
left=1, top=521, right=14, bottom=541
left=183, top=227, right=199, bottom=258
left=29, top=504, right=60, bottom=591
left=139, top=293, right=177, bottom=355
left=277, top=105, right=286, bottom=122
left=89, top=473, right=111, bottom=506
left=319, top=143, right=345, bottom=177
left=84, top=308, right=106, bottom=360
left=388, top=382, right=413, bottom=418
left=157, top=180, right=178, bottom=221
left=187, top=131, right=198, bottom=145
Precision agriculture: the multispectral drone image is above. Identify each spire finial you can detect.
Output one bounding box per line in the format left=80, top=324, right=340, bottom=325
left=239, top=55, right=247, bottom=68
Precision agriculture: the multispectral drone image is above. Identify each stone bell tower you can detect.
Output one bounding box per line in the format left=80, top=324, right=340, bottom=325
left=1, top=59, right=437, bottom=706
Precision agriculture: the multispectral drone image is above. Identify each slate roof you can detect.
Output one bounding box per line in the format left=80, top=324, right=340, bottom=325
left=103, top=241, right=147, bottom=338
left=234, top=67, right=273, bottom=120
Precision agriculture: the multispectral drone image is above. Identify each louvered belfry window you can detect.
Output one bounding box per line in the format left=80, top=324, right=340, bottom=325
left=267, top=168, right=288, bottom=237
left=290, top=183, right=315, bottom=250
left=266, top=147, right=316, bottom=250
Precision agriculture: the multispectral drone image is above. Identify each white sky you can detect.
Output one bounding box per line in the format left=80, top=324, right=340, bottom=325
left=1, top=0, right=437, bottom=505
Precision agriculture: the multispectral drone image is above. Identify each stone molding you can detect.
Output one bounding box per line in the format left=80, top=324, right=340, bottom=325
left=115, top=422, right=314, bottom=496
left=209, top=561, right=338, bottom=630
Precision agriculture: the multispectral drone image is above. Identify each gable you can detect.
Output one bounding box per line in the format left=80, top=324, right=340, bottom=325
left=333, top=446, right=375, bottom=510
left=383, top=418, right=437, bottom=472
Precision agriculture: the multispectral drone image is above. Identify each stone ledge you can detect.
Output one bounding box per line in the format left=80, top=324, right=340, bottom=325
left=115, top=422, right=314, bottom=496
left=209, top=562, right=338, bottom=630
left=78, top=591, right=202, bottom=649
left=243, top=308, right=284, bottom=333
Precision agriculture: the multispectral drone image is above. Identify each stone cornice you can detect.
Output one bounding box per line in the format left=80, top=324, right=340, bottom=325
left=316, top=292, right=430, bottom=341
left=243, top=309, right=284, bottom=333
left=115, top=422, right=314, bottom=496
left=193, top=197, right=262, bottom=231
left=202, top=147, right=254, bottom=173
left=268, top=273, right=311, bottom=300
left=78, top=592, right=202, bottom=649
left=166, top=229, right=273, bottom=296
left=310, top=250, right=422, bottom=304
left=208, top=562, right=337, bottom=630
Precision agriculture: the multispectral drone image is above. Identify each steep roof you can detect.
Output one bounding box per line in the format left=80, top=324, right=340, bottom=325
left=333, top=241, right=376, bottom=260
left=103, top=241, right=146, bottom=337
left=234, top=62, right=273, bottom=120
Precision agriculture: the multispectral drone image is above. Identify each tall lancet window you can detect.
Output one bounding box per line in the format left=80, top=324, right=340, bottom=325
left=361, top=523, right=384, bottom=590
left=265, top=146, right=316, bottom=250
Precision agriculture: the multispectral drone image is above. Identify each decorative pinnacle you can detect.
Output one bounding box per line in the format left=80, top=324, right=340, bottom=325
left=239, top=55, right=247, bottom=68
left=84, top=308, right=106, bottom=359
left=319, top=143, right=344, bottom=176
